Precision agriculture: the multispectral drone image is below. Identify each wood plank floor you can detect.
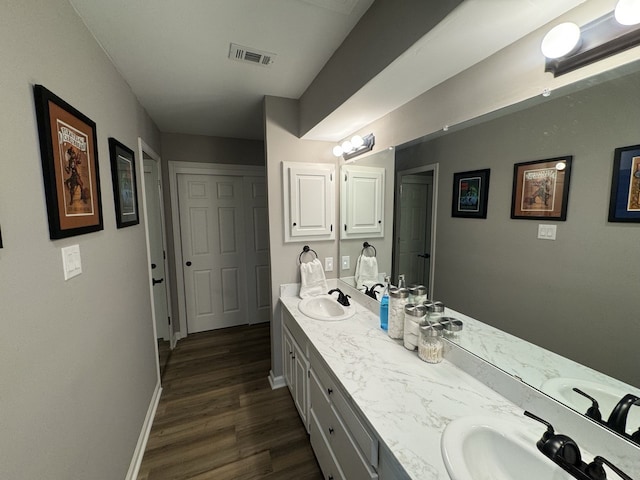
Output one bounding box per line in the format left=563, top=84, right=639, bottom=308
left=137, top=323, right=323, bottom=480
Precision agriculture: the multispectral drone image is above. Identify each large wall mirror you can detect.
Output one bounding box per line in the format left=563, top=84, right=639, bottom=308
left=338, top=60, right=640, bottom=447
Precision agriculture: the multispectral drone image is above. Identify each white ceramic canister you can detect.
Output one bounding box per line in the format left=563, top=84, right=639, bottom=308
left=388, top=288, right=409, bottom=339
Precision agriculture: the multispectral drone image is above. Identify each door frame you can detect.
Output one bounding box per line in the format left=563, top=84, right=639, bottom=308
left=138, top=139, right=174, bottom=360
left=168, top=161, right=266, bottom=338
left=394, top=163, right=439, bottom=299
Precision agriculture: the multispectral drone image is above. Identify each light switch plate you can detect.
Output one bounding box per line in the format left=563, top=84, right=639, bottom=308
left=537, top=224, right=557, bottom=240
left=325, top=257, right=333, bottom=272
left=341, top=256, right=350, bottom=270
left=61, top=244, right=82, bottom=280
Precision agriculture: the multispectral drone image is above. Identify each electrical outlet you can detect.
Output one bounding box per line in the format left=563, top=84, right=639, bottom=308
left=325, top=257, right=333, bottom=272
left=341, top=256, right=350, bottom=270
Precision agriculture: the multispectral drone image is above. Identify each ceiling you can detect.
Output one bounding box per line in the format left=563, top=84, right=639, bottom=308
left=69, top=0, right=588, bottom=142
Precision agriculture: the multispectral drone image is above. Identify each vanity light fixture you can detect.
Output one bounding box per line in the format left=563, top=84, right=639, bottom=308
left=542, top=0, right=640, bottom=77
left=332, top=133, right=375, bottom=160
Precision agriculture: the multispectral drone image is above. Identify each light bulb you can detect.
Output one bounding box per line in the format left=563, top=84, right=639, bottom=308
left=556, top=162, right=567, bottom=171
left=351, top=135, right=364, bottom=148
left=541, top=22, right=581, bottom=59
left=341, top=140, right=353, bottom=153
left=615, top=0, right=640, bottom=25
left=332, top=145, right=343, bottom=157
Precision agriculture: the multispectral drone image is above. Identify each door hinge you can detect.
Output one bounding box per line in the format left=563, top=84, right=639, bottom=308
left=330, top=224, right=333, bottom=232
left=163, top=250, right=166, bottom=260
left=307, top=370, right=310, bottom=378
left=167, top=316, right=171, bottom=325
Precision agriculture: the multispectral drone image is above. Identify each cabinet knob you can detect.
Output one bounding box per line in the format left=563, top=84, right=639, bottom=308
left=328, top=427, right=334, bottom=435
left=186, top=261, right=192, bottom=266
left=327, top=388, right=333, bottom=395
left=328, top=476, right=334, bottom=480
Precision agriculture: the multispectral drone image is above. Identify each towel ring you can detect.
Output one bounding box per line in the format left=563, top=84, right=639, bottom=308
left=298, top=245, right=318, bottom=264
left=361, top=242, right=377, bottom=257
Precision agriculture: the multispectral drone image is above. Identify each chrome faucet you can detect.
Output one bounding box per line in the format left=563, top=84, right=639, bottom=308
left=328, top=288, right=350, bottom=307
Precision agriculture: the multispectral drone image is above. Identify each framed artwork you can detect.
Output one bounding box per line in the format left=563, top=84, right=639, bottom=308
left=108, top=138, right=139, bottom=228
left=511, top=156, right=572, bottom=221
left=608, top=144, right=640, bottom=223
left=452, top=169, right=490, bottom=218
left=33, top=85, right=103, bottom=239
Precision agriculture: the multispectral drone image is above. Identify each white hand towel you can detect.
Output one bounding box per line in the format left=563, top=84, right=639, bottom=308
left=299, top=258, right=328, bottom=298
left=355, top=255, right=379, bottom=288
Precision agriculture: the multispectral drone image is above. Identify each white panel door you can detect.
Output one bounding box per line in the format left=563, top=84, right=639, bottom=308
left=243, top=176, right=270, bottom=324
left=144, top=160, right=170, bottom=341
left=396, top=176, right=432, bottom=288
left=178, top=174, right=248, bottom=333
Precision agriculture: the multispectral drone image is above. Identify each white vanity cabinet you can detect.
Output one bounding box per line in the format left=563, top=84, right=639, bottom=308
left=309, top=348, right=379, bottom=480
left=282, top=309, right=310, bottom=431
left=282, top=162, right=335, bottom=243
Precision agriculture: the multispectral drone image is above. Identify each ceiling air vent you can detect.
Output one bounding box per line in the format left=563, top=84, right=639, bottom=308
left=229, top=43, right=276, bottom=67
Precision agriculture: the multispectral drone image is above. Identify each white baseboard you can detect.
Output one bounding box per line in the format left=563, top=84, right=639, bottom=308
left=268, top=371, right=286, bottom=390
left=125, top=382, right=162, bottom=480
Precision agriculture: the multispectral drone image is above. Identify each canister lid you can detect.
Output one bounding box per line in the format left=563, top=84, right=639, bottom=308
left=427, top=301, right=445, bottom=313
left=420, top=323, right=444, bottom=336
left=405, top=304, right=427, bottom=317
left=408, top=285, right=428, bottom=296
left=389, top=287, right=409, bottom=299
left=441, top=317, right=463, bottom=332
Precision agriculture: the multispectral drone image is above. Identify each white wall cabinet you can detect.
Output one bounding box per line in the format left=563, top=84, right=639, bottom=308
left=283, top=162, right=335, bottom=243
left=340, top=165, right=385, bottom=239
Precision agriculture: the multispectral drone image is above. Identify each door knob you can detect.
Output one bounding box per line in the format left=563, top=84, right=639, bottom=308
left=152, top=278, right=164, bottom=286
left=186, top=261, right=192, bottom=266
left=151, top=263, right=157, bottom=269
left=417, top=253, right=431, bottom=259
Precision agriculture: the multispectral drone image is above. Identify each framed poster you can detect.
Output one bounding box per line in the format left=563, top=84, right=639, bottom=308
left=33, top=85, right=103, bottom=239
left=452, top=169, right=490, bottom=218
left=608, top=144, right=640, bottom=223
left=511, top=156, right=572, bottom=221
left=108, top=138, right=139, bottom=228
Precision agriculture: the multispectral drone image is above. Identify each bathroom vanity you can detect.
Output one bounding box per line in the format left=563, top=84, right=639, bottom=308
left=279, top=284, right=640, bottom=480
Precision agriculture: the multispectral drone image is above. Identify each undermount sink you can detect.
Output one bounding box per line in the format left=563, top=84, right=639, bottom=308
left=298, top=295, right=355, bottom=321
left=441, top=416, right=573, bottom=480
left=540, top=377, right=640, bottom=436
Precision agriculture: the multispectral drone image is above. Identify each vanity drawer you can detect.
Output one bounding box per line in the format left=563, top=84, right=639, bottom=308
left=310, top=371, right=378, bottom=480
left=310, top=349, right=379, bottom=469
left=310, top=410, right=346, bottom=480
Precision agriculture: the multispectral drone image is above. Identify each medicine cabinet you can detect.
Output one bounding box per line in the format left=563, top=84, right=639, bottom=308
left=340, top=165, right=385, bottom=239
left=282, top=162, right=335, bottom=243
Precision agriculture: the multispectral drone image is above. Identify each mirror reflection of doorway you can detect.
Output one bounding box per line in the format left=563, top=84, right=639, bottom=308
left=393, top=165, right=438, bottom=297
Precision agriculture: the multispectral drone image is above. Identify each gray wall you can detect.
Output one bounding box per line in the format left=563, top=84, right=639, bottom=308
left=397, top=70, right=640, bottom=387
left=0, top=1, right=161, bottom=478
left=298, top=0, right=462, bottom=137
left=264, top=96, right=337, bottom=379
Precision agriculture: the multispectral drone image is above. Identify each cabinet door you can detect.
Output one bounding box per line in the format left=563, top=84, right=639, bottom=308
left=341, top=165, right=384, bottom=238
left=292, top=339, right=309, bottom=428
left=283, top=328, right=294, bottom=394
left=283, top=162, right=335, bottom=242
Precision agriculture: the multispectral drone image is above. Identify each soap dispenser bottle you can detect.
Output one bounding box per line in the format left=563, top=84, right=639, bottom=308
left=380, top=276, right=390, bottom=331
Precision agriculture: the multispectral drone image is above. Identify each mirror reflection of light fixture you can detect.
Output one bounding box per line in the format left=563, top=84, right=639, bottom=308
left=333, top=133, right=375, bottom=160
left=543, top=1, right=640, bottom=77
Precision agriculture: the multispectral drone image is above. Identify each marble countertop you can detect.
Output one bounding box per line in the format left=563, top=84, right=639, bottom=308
left=280, top=293, right=549, bottom=479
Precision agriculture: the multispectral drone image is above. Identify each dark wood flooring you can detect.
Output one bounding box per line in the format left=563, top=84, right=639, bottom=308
left=137, top=323, right=323, bottom=480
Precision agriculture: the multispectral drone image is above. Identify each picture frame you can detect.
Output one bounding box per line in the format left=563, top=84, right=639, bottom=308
left=511, top=156, right=572, bottom=221
left=108, top=138, right=140, bottom=228
left=33, top=85, right=103, bottom=239
left=608, top=144, right=640, bottom=223
left=452, top=169, right=491, bottom=218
